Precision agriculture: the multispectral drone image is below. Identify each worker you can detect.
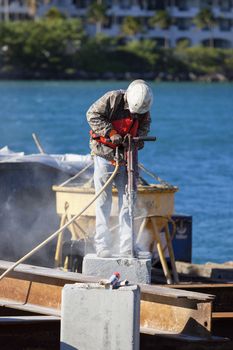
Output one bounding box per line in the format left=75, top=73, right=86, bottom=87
left=86, top=80, right=153, bottom=258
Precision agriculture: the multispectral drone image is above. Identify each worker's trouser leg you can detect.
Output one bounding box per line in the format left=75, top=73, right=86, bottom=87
left=94, top=156, right=113, bottom=254
left=114, top=168, right=132, bottom=254
left=93, top=156, right=132, bottom=255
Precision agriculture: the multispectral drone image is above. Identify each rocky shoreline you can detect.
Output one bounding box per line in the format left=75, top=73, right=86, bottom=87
left=0, top=70, right=231, bottom=82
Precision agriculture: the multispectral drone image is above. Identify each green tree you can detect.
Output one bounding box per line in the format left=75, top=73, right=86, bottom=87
left=193, top=8, right=217, bottom=48
left=149, top=10, right=172, bottom=48
left=223, top=52, right=233, bottom=78
left=123, top=39, right=158, bottom=69
left=121, top=16, right=143, bottom=38
left=78, top=35, right=117, bottom=73
left=45, top=7, right=66, bottom=20
left=87, top=1, right=107, bottom=35
left=0, top=18, right=85, bottom=75
left=184, top=47, right=224, bottom=75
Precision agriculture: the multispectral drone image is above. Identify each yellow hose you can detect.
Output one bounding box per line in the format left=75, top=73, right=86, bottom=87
left=0, top=161, right=120, bottom=282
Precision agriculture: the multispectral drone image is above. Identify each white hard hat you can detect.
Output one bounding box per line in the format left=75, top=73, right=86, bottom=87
left=126, top=80, right=153, bottom=114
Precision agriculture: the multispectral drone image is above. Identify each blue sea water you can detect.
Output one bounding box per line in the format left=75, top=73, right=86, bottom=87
left=0, top=80, right=233, bottom=264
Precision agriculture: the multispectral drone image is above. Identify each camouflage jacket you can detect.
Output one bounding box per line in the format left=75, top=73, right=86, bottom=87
left=86, top=90, right=151, bottom=161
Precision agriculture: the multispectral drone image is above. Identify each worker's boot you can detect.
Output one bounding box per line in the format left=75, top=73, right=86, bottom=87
left=120, top=250, right=131, bottom=258
left=97, top=249, right=112, bottom=258
left=135, top=246, right=152, bottom=259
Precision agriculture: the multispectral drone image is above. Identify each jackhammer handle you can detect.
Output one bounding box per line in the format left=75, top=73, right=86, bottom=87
left=133, top=136, right=156, bottom=142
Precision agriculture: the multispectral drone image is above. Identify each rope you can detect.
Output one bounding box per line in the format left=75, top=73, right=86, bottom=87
left=139, top=162, right=174, bottom=189
left=59, top=161, right=94, bottom=187
left=0, top=161, right=119, bottom=282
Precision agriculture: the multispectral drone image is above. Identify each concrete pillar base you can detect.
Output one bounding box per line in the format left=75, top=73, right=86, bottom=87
left=61, top=283, right=140, bottom=350
left=82, top=254, right=151, bottom=284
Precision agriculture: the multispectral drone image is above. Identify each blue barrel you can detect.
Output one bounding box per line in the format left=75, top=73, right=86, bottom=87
left=170, top=214, right=192, bottom=263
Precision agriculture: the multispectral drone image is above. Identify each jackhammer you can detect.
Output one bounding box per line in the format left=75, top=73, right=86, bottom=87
left=123, top=134, right=156, bottom=258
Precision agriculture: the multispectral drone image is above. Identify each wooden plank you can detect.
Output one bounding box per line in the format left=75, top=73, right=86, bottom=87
left=212, top=312, right=233, bottom=319
left=176, top=261, right=233, bottom=281
left=141, top=284, right=214, bottom=301
left=169, top=283, right=233, bottom=312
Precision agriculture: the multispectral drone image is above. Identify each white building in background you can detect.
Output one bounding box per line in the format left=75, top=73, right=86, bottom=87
left=0, top=0, right=52, bottom=20
left=37, top=0, right=233, bottom=48
left=1, top=0, right=233, bottom=48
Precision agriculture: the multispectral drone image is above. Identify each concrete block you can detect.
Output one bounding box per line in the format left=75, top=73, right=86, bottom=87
left=61, top=283, right=140, bottom=350
left=82, top=254, right=151, bottom=284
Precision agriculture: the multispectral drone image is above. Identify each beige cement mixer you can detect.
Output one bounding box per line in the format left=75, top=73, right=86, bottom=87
left=53, top=182, right=179, bottom=282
